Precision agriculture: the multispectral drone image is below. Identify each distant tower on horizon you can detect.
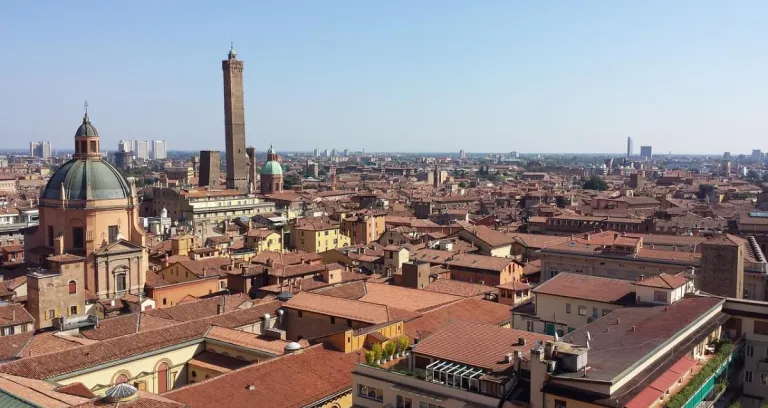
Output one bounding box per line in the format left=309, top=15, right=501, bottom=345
left=222, top=44, right=248, bottom=191
left=626, top=137, right=633, bottom=158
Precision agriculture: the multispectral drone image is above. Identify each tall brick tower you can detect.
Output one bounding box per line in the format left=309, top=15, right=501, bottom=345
left=222, top=44, right=248, bottom=191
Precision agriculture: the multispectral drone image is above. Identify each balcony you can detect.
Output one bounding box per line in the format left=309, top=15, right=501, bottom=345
left=53, top=314, right=99, bottom=331
left=666, top=339, right=744, bottom=408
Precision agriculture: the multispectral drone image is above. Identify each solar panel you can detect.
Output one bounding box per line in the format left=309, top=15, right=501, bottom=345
left=749, top=212, right=768, bottom=218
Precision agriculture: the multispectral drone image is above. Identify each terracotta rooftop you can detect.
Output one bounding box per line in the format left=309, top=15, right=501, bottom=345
left=444, top=252, right=516, bottom=272
left=283, top=292, right=392, bottom=324
left=634, top=273, right=690, bottom=289
left=533, top=273, right=636, bottom=304
left=0, top=372, right=91, bottom=407
left=422, top=279, right=496, bottom=298
left=205, top=326, right=302, bottom=356
left=0, top=302, right=282, bottom=380
left=188, top=350, right=251, bottom=373
left=358, top=283, right=461, bottom=312
left=413, top=320, right=552, bottom=372
left=164, top=345, right=358, bottom=408
left=404, top=298, right=512, bottom=341
left=461, top=225, right=516, bottom=247
left=0, top=303, right=33, bottom=327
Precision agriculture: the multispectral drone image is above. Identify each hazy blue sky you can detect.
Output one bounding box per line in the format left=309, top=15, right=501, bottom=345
left=2, top=1, right=768, bottom=154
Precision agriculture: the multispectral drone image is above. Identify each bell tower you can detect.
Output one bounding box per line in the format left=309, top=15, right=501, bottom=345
left=222, top=44, right=248, bottom=191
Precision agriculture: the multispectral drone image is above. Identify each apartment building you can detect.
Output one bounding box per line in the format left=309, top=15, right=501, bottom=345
left=353, top=293, right=739, bottom=408
left=147, top=187, right=276, bottom=223
left=538, top=231, right=767, bottom=300
left=290, top=217, right=351, bottom=253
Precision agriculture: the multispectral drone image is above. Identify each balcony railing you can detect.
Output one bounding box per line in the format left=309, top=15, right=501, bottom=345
left=667, top=338, right=744, bottom=408
left=53, top=314, right=98, bottom=331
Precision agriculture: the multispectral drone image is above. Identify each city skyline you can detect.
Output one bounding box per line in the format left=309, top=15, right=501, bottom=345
left=3, top=1, right=768, bottom=154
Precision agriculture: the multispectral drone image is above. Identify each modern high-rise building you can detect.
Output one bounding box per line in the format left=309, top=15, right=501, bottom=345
left=343, top=148, right=349, bottom=157
left=331, top=148, right=337, bottom=157
left=118, top=140, right=133, bottom=152
left=640, top=145, right=652, bottom=159
left=626, top=137, right=633, bottom=158
left=724, top=152, right=731, bottom=159
left=152, top=140, right=167, bottom=160
left=222, top=45, right=248, bottom=191
left=134, top=140, right=149, bottom=160
left=324, top=149, right=330, bottom=157
left=752, top=149, right=763, bottom=162
left=459, top=149, right=466, bottom=160
left=198, top=150, right=221, bottom=188
left=29, top=141, right=51, bottom=159
left=313, top=148, right=319, bottom=157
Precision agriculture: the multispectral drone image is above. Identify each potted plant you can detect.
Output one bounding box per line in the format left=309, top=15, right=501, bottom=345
left=372, top=344, right=383, bottom=365
left=385, top=342, right=397, bottom=361
left=396, top=336, right=410, bottom=357
left=365, top=350, right=375, bottom=366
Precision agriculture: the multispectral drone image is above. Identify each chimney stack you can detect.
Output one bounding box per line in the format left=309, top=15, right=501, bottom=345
left=53, top=234, right=65, bottom=256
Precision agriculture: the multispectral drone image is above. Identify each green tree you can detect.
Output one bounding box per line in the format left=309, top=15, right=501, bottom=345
left=283, top=173, right=301, bottom=189
left=583, top=175, right=608, bottom=191
left=458, top=181, right=467, bottom=188
left=697, top=184, right=716, bottom=200
left=746, top=169, right=760, bottom=183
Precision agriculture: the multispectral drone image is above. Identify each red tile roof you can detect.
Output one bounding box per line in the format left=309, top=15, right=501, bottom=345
left=413, top=320, right=552, bottom=372
left=164, top=345, right=358, bottom=408
left=404, top=298, right=512, bottom=341
left=634, top=273, right=690, bottom=289
left=533, top=272, right=636, bottom=304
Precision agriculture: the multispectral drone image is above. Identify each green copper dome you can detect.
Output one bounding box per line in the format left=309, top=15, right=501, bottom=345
left=42, top=159, right=132, bottom=200
left=74, top=113, right=99, bottom=137
left=261, top=160, right=283, bottom=176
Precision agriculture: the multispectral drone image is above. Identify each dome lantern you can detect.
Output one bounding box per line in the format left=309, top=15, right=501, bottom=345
left=73, top=101, right=101, bottom=159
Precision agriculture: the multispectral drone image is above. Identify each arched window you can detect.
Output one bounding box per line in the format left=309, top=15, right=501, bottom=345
left=115, top=273, right=127, bottom=292
left=68, top=280, right=77, bottom=295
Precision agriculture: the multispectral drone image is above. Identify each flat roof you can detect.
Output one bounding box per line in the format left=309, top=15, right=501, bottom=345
left=554, top=296, right=724, bottom=383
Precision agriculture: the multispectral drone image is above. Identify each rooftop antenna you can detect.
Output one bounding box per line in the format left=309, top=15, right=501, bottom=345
left=586, top=331, right=591, bottom=342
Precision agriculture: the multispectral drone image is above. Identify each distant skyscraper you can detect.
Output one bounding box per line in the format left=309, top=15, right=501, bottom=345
left=134, top=140, right=149, bottom=160
left=314, top=148, right=319, bottom=157
left=222, top=45, right=248, bottom=191
left=723, top=152, right=731, bottom=159
left=152, top=140, right=167, bottom=159
left=199, top=150, right=221, bottom=188
left=324, top=149, right=330, bottom=157
left=29, top=141, right=52, bottom=159
left=626, top=137, right=633, bottom=158
left=118, top=140, right=133, bottom=152
left=640, top=145, right=652, bottom=159
left=752, top=149, right=763, bottom=162
left=331, top=148, right=337, bottom=157
left=343, top=148, right=349, bottom=157
left=459, top=149, right=466, bottom=160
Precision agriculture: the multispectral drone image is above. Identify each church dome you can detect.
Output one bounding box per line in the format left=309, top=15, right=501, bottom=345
left=41, top=159, right=131, bottom=200
left=261, top=161, right=283, bottom=176
left=74, top=114, right=99, bottom=137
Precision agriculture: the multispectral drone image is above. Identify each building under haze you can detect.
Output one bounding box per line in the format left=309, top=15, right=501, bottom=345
left=134, top=140, right=149, bottom=160
left=626, top=136, right=633, bottom=158
left=640, top=145, right=652, bottom=159
left=222, top=45, right=248, bottom=191
left=29, top=141, right=51, bottom=159
left=152, top=140, right=167, bottom=160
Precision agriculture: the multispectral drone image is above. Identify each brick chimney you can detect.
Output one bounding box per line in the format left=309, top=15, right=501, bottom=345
left=53, top=234, right=65, bottom=256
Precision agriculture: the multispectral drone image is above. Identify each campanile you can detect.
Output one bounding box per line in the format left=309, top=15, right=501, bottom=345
left=222, top=45, right=248, bottom=191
